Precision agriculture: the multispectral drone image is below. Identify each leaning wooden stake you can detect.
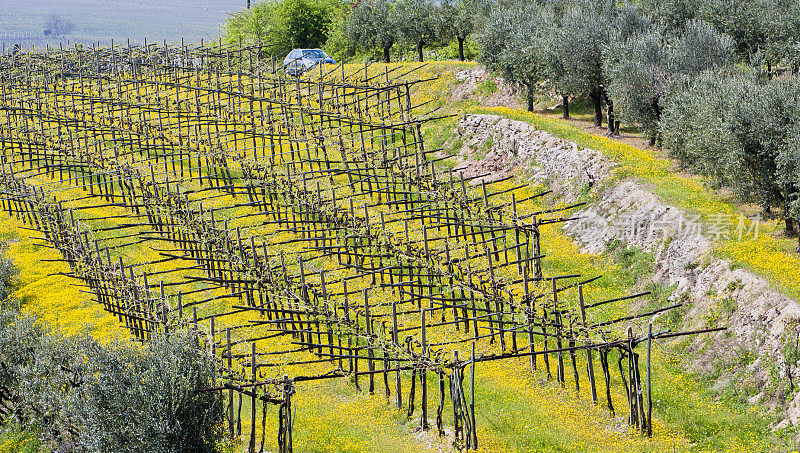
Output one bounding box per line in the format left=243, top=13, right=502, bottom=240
left=469, top=342, right=477, bottom=450
left=646, top=322, right=653, bottom=438
left=579, top=285, right=598, bottom=404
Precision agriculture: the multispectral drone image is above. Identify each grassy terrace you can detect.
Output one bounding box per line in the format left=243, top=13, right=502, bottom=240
left=413, top=60, right=797, bottom=450
left=0, top=58, right=794, bottom=452
left=415, top=61, right=800, bottom=302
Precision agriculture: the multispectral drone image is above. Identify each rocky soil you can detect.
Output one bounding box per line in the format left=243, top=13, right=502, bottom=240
left=450, top=113, right=800, bottom=425
left=451, top=114, right=613, bottom=199
left=452, top=68, right=523, bottom=109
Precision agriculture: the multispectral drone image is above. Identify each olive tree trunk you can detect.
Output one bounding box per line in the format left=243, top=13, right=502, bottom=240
left=562, top=95, right=570, bottom=119
left=787, top=216, right=799, bottom=254
left=383, top=45, right=392, bottom=63
left=458, top=37, right=465, bottom=61
left=417, top=41, right=424, bottom=62
left=606, top=100, right=615, bottom=134
left=590, top=90, right=603, bottom=127
left=787, top=217, right=797, bottom=237
left=649, top=97, right=662, bottom=146
left=526, top=85, right=534, bottom=112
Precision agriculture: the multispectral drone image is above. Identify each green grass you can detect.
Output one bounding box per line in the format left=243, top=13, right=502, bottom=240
left=534, top=223, right=790, bottom=451
left=412, top=61, right=796, bottom=450
left=0, top=426, right=44, bottom=453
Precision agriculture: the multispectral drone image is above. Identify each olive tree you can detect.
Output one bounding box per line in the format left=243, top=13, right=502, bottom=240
left=782, top=135, right=800, bottom=250
left=477, top=1, right=613, bottom=117
left=0, top=307, right=225, bottom=452
left=603, top=31, right=669, bottom=143
left=76, top=331, right=224, bottom=452
left=474, top=3, right=514, bottom=74
left=439, top=0, right=488, bottom=61
left=699, top=0, right=796, bottom=66
left=551, top=6, right=612, bottom=126
left=662, top=69, right=800, bottom=246
left=476, top=2, right=555, bottom=112
left=605, top=20, right=734, bottom=144
left=660, top=70, right=742, bottom=188
left=764, top=78, right=800, bottom=244
left=644, top=0, right=701, bottom=31
left=346, top=0, right=399, bottom=63
left=393, top=0, right=439, bottom=62
left=612, top=6, right=651, bottom=43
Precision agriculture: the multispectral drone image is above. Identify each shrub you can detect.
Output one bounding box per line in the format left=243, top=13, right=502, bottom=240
left=75, top=331, right=224, bottom=452
left=0, top=307, right=225, bottom=452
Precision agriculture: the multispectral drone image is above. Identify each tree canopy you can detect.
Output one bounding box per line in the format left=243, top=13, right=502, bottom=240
left=604, top=20, right=734, bottom=143
left=224, top=0, right=341, bottom=58
left=476, top=2, right=556, bottom=111
left=662, top=69, right=800, bottom=236
left=345, top=0, right=400, bottom=63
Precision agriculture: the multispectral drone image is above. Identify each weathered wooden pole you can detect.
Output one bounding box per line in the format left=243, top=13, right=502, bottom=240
left=647, top=322, right=653, bottom=438
left=227, top=328, right=234, bottom=436
left=469, top=342, right=477, bottom=450
left=392, top=300, right=402, bottom=409
left=579, top=285, right=598, bottom=404
left=249, top=342, right=257, bottom=453
left=420, top=309, right=429, bottom=430
left=365, top=288, right=375, bottom=395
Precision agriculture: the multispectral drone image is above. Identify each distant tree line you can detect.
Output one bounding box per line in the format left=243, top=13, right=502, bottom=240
left=343, top=0, right=488, bottom=62
left=43, top=14, right=75, bottom=37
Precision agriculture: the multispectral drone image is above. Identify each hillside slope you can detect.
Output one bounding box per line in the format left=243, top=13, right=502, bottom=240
left=418, top=61, right=800, bottom=447
left=1, top=58, right=797, bottom=452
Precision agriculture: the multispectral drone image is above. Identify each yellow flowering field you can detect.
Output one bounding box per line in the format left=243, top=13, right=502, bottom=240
left=0, top=55, right=791, bottom=453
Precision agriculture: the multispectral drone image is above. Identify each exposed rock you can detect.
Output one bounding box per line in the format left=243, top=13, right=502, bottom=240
left=451, top=114, right=614, bottom=200
left=453, top=68, right=522, bottom=109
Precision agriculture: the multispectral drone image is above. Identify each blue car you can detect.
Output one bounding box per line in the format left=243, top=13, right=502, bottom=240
left=283, top=49, right=336, bottom=76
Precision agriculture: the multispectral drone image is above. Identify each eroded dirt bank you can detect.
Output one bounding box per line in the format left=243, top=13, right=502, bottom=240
left=450, top=112, right=800, bottom=425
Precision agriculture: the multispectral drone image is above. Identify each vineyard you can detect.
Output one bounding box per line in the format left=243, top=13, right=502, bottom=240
left=0, top=43, right=720, bottom=451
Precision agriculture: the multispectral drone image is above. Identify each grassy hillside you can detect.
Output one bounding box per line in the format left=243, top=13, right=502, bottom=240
left=410, top=61, right=800, bottom=450
left=0, top=58, right=796, bottom=452
left=415, top=61, right=800, bottom=309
